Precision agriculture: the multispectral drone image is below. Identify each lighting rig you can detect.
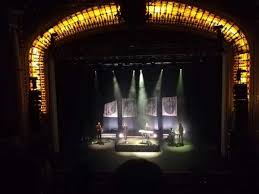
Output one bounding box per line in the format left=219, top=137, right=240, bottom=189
left=63, top=54, right=210, bottom=72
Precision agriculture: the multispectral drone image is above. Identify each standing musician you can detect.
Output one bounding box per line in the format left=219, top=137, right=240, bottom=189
left=96, top=122, right=103, bottom=143
left=123, top=122, right=128, bottom=143
left=178, top=122, right=184, bottom=146
left=145, top=122, right=150, bottom=131
left=168, top=128, right=176, bottom=146
left=144, top=122, right=151, bottom=143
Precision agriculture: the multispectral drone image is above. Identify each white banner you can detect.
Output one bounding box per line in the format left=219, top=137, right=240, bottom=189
left=145, top=97, right=157, bottom=116
left=122, top=98, right=136, bottom=117
left=162, top=97, right=177, bottom=116
left=103, top=100, right=118, bottom=117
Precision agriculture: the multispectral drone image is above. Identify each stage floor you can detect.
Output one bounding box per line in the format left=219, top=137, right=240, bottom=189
left=115, top=136, right=160, bottom=152
left=116, top=136, right=158, bottom=146
left=64, top=137, right=227, bottom=173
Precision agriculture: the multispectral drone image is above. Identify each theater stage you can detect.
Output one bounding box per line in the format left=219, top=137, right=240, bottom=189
left=115, top=136, right=160, bottom=152
left=69, top=137, right=227, bottom=173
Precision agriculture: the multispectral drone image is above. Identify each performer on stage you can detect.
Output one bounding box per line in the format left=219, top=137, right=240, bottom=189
left=178, top=122, right=184, bottom=146
left=139, top=123, right=153, bottom=145
left=123, top=122, right=128, bottom=143
left=96, top=122, right=103, bottom=144
left=144, top=122, right=151, bottom=142
left=145, top=122, right=150, bottom=130
left=168, top=128, right=175, bottom=146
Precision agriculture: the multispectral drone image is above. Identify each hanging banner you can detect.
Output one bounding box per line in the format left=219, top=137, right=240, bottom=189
left=145, top=97, right=157, bottom=116
left=103, top=100, right=118, bottom=117
left=162, top=97, right=177, bottom=116
left=122, top=98, right=136, bottom=117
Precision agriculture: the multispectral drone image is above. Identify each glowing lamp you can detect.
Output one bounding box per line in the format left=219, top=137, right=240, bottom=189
left=119, top=133, right=124, bottom=138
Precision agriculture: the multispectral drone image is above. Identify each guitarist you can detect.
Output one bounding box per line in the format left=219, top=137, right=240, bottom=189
left=96, top=122, right=103, bottom=143
left=123, top=122, right=128, bottom=143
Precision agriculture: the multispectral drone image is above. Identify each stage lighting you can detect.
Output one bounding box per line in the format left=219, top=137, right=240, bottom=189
left=119, top=133, right=124, bottom=138
left=113, top=70, right=121, bottom=99
left=236, top=68, right=246, bottom=82
left=128, top=69, right=136, bottom=98
left=138, top=69, right=147, bottom=129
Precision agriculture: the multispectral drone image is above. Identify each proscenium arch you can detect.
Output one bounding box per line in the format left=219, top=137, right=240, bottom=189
left=28, top=1, right=251, bottom=114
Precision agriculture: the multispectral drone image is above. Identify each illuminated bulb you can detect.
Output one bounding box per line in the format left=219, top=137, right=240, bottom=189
left=153, top=133, right=158, bottom=138
left=119, top=133, right=124, bottom=138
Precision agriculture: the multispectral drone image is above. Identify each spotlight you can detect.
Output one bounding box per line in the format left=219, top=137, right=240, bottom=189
left=153, top=133, right=158, bottom=138
left=119, top=133, right=124, bottom=138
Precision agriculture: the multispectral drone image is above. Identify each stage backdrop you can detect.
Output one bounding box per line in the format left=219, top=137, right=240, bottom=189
left=162, top=96, right=178, bottom=129
left=162, top=97, right=177, bottom=116
left=103, top=100, right=118, bottom=130
left=145, top=97, right=157, bottom=116
left=122, top=98, right=137, bottom=130
left=146, top=97, right=158, bottom=130
left=122, top=98, right=136, bottom=117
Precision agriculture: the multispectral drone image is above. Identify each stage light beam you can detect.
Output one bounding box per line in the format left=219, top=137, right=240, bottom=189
left=177, top=68, right=183, bottom=96
left=137, top=70, right=148, bottom=129
left=153, top=69, right=163, bottom=97
left=113, top=71, right=121, bottom=99
left=128, top=70, right=136, bottom=98
left=177, top=68, right=185, bottom=124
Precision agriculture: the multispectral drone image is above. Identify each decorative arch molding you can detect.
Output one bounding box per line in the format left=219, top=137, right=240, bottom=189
left=28, top=1, right=251, bottom=114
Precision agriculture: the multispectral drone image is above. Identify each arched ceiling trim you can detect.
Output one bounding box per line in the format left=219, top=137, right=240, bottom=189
left=28, top=1, right=250, bottom=114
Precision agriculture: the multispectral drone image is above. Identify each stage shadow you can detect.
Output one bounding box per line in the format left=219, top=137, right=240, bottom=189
left=65, top=161, right=95, bottom=194
left=115, top=159, right=163, bottom=194
left=1, top=141, right=42, bottom=194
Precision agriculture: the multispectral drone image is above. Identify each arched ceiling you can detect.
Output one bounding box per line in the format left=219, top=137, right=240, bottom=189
left=28, top=1, right=251, bottom=114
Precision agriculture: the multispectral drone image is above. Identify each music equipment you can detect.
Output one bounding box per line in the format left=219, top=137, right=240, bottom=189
left=139, top=130, right=154, bottom=134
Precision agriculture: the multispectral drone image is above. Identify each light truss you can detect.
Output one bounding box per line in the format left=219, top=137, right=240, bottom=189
left=28, top=1, right=251, bottom=114
left=63, top=54, right=206, bottom=68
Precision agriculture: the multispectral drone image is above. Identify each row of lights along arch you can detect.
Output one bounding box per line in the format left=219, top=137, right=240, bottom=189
left=28, top=1, right=250, bottom=114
